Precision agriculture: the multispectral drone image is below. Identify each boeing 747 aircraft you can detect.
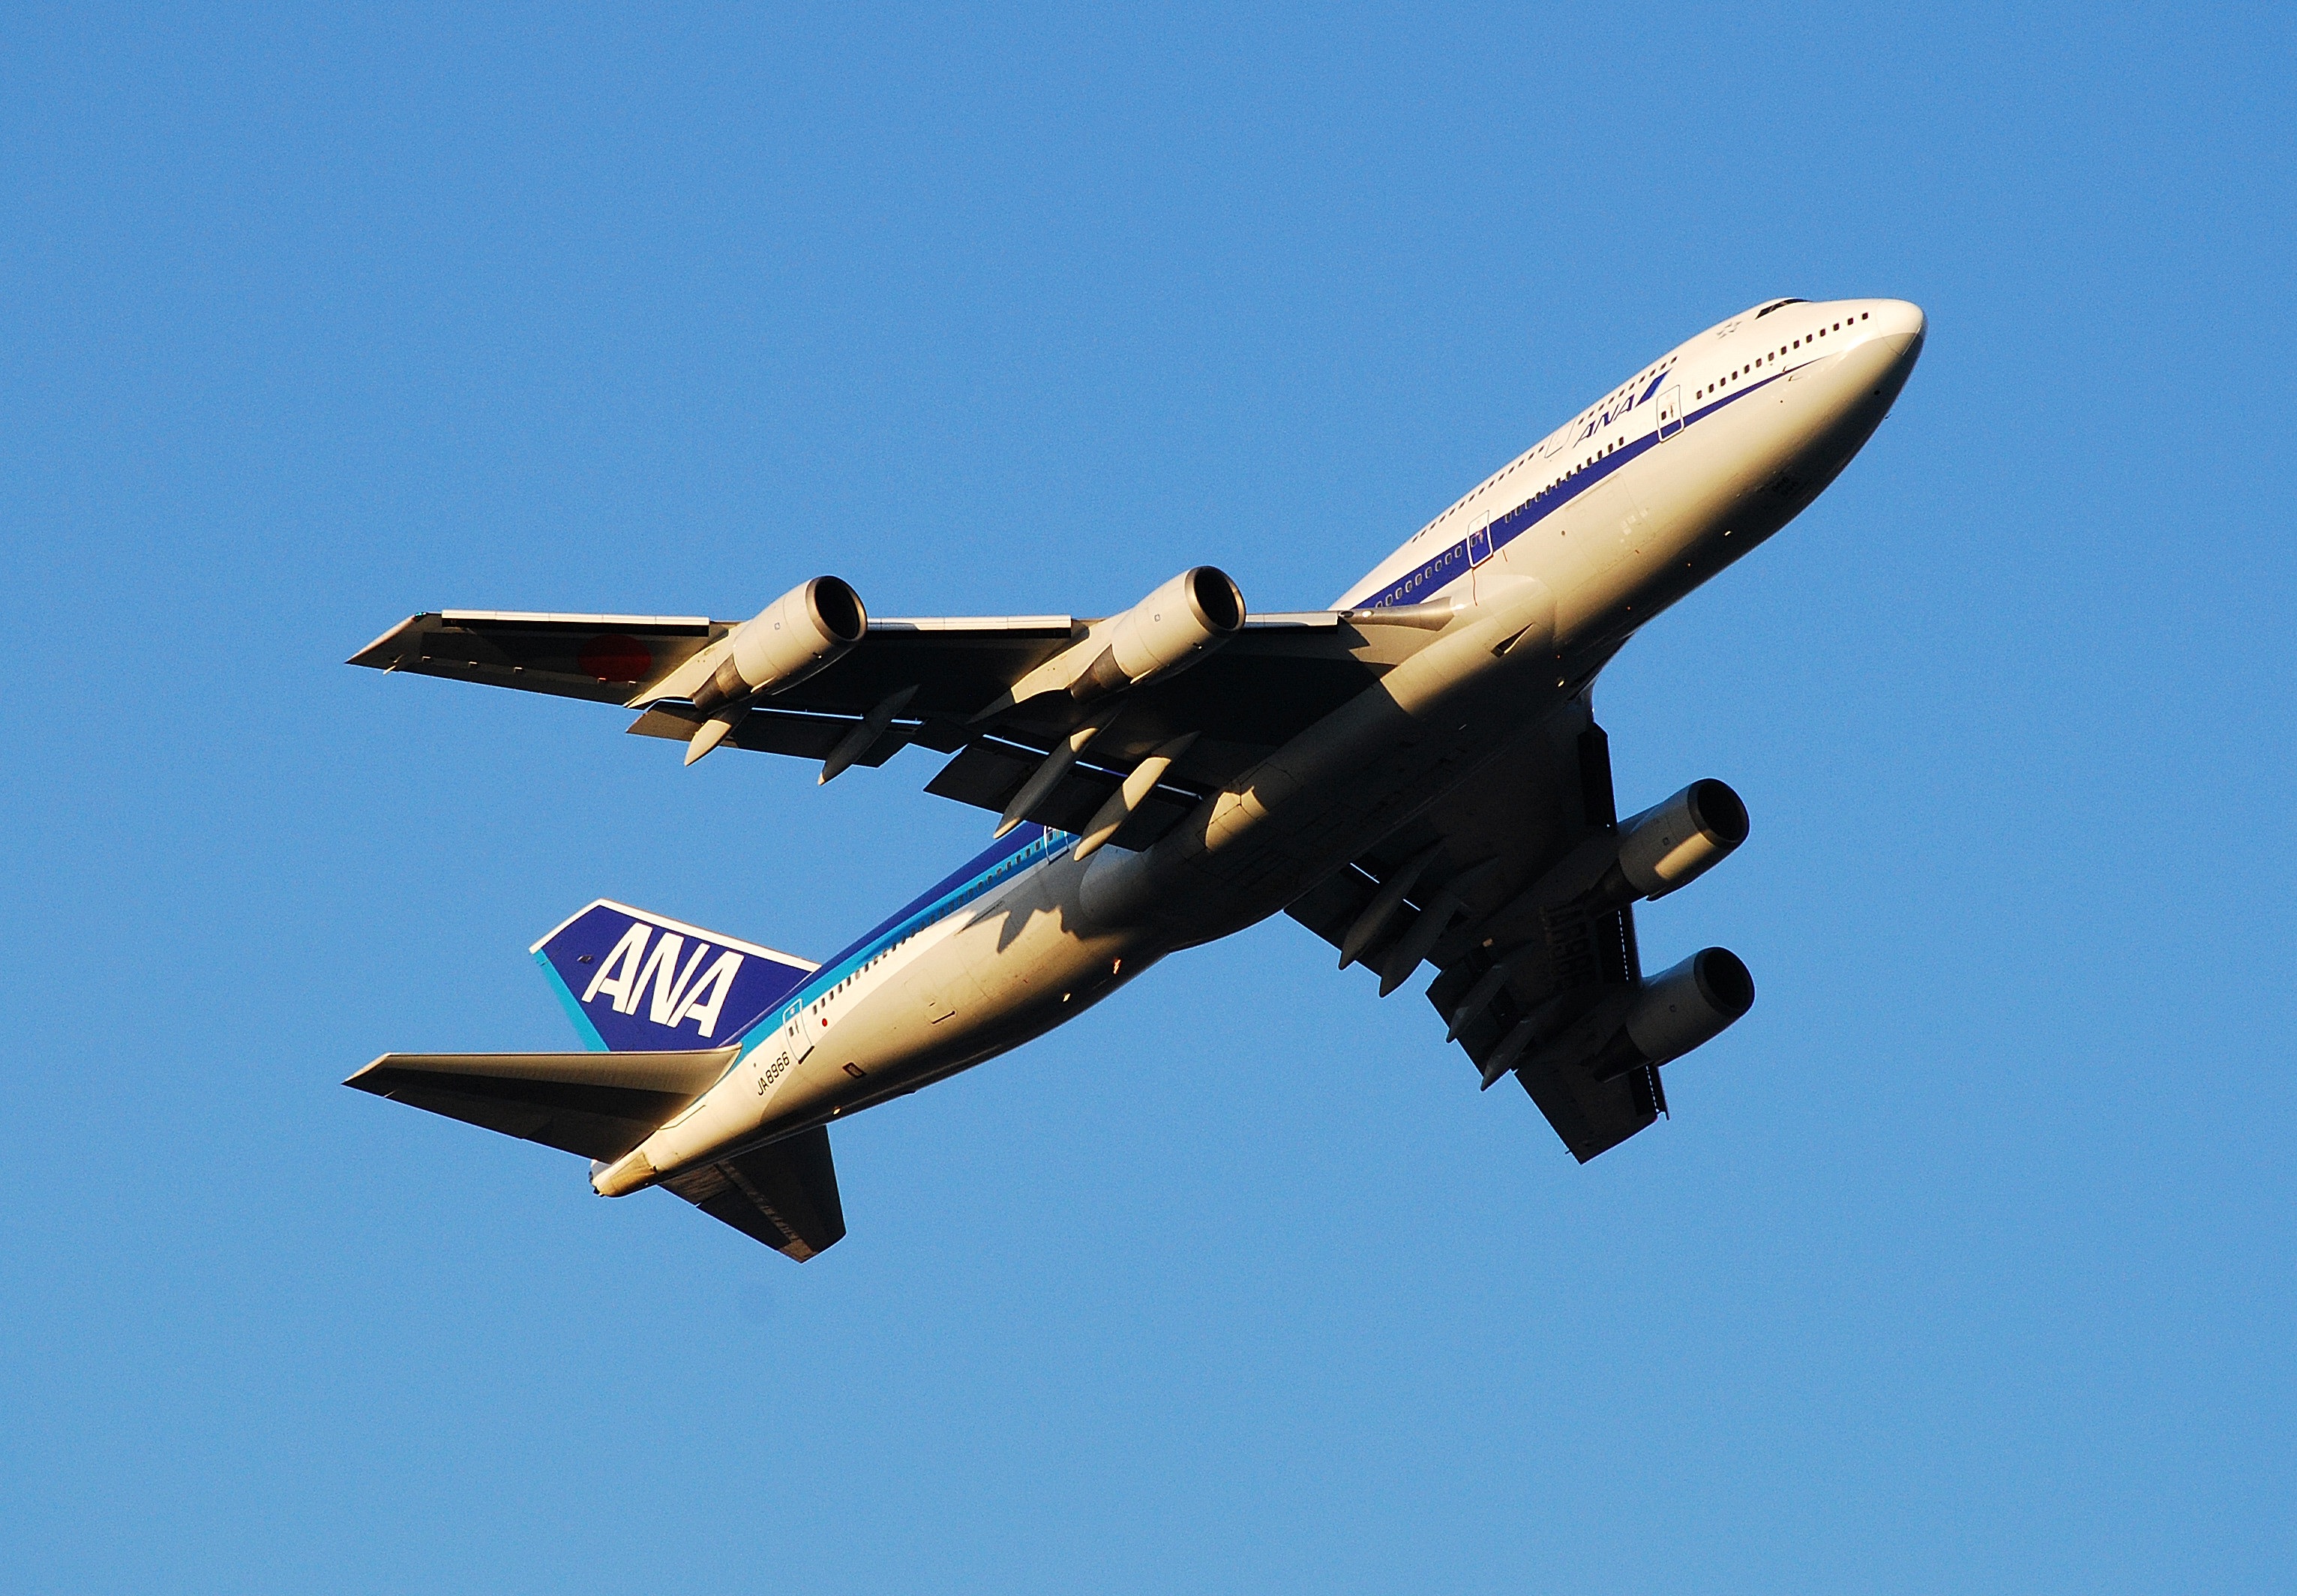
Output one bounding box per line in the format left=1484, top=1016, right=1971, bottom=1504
left=349, top=297, right=1924, bottom=1259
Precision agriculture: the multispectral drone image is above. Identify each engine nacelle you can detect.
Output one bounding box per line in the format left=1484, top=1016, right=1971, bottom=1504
left=1607, top=778, right=1748, bottom=902
left=691, top=576, right=868, bottom=713
left=1587, top=948, right=1755, bottom=1081
left=1071, top=566, right=1246, bottom=699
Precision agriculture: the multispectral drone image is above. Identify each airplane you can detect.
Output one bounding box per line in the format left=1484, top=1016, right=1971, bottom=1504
left=347, top=296, right=1926, bottom=1261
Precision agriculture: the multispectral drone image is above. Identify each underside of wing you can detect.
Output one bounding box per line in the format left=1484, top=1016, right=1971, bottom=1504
left=1285, top=700, right=1669, bottom=1161
left=352, top=598, right=1456, bottom=844
left=350, top=610, right=727, bottom=705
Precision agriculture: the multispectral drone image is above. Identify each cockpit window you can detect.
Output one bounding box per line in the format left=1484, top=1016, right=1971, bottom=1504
left=1754, top=298, right=1807, bottom=318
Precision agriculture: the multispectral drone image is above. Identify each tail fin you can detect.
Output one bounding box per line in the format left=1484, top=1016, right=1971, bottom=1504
left=532, top=899, right=815, bottom=1053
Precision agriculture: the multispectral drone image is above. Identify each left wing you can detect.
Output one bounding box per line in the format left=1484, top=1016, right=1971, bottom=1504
left=1285, top=700, right=1669, bottom=1161
left=352, top=604, right=1451, bottom=850
left=348, top=608, right=1078, bottom=710
left=351, top=610, right=727, bottom=704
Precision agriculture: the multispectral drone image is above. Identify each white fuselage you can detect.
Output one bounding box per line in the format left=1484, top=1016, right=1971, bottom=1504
left=595, top=297, right=1926, bottom=1197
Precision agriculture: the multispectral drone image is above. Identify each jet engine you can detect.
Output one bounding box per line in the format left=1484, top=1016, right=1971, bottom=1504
left=1597, top=778, right=1749, bottom=904
left=1070, top=566, right=1246, bottom=699
left=691, top=576, right=868, bottom=714
left=1585, top=948, right=1756, bottom=1082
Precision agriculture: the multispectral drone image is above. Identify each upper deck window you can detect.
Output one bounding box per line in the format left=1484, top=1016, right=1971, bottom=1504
left=1755, top=298, right=1806, bottom=318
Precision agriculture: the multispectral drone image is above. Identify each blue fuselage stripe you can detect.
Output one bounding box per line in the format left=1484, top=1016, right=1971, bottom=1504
left=1355, top=362, right=1798, bottom=612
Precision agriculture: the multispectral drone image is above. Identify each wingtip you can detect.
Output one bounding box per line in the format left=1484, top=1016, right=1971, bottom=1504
left=343, top=1053, right=394, bottom=1090
left=348, top=614, right=430, bottom=666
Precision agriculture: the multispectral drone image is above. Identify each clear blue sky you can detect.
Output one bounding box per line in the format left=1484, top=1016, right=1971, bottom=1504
left=3, top=4, right=2291, bottom=1592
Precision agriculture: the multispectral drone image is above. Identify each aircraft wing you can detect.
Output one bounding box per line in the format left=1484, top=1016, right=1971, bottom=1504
left=352, top=605, right=1446, bottom=849
left=1285, top=700, right=1667, bottom=1162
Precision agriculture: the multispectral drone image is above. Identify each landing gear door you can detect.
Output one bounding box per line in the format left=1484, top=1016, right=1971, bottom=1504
left=1656, top=386, right=1684, bottom=440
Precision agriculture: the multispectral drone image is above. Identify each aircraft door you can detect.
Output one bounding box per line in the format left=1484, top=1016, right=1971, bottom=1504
left=1468, top=526, right=1492, bottom=566
left=1656, top=386, right=1684, bottom=440
left=781, top=1004, right=815, bottom=1064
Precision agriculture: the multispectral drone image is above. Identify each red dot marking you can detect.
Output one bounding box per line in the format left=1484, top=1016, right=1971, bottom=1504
left=578, top=634, right=654, bottom=682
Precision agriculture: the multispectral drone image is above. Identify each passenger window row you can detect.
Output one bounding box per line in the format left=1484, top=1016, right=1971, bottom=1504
left=1695, top=310, right=1870, bottom=398
left=1423, top=310, right=1873, bottom=549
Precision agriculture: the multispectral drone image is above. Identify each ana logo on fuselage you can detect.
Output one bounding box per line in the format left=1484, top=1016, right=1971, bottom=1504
left=580, top=923, right=744, bottom=1038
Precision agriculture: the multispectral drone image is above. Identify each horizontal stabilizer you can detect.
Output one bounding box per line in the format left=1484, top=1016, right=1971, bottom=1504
left=346, top=1047, right=737, bottom=1163
left=532, top=899, right=814, bottom=1053
left=662, top=1126, right=845, bottom=1262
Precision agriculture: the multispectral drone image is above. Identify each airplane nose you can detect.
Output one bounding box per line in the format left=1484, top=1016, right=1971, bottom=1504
left=1847, top=298, right=1926, bottom=387
left=1819, top=298, right=1926, bottom=428
left=1867, top=298, right=1927, bottom=343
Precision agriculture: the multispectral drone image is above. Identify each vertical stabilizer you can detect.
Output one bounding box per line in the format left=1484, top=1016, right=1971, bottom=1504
left=532, top=900, right=815, bottom=1052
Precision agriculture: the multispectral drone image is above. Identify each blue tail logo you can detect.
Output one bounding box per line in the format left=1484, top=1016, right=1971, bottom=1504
left=531, top=900, right=815, bottom=1052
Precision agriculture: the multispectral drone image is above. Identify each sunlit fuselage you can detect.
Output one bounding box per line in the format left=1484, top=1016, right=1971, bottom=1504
left=596, top=298, right=1927, bottom=1196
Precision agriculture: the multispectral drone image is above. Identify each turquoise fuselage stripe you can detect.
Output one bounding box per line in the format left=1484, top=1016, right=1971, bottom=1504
left=733, top=824, right=1075, bottom=1058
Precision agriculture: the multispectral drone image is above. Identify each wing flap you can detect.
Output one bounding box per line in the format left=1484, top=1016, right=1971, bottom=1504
left=345, top=1047, right=738, bottom=1162
left=922, top=741, right=1035, bottom=806
left=661, top=1127, right=846, bottom=1261
left=625, top=702, right=911, bottom=767
left=920, top=738, right=1199, bottom=844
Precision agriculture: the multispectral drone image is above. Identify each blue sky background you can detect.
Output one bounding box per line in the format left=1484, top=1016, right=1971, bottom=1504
left=3, top=4, right=2292, bottom=1591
